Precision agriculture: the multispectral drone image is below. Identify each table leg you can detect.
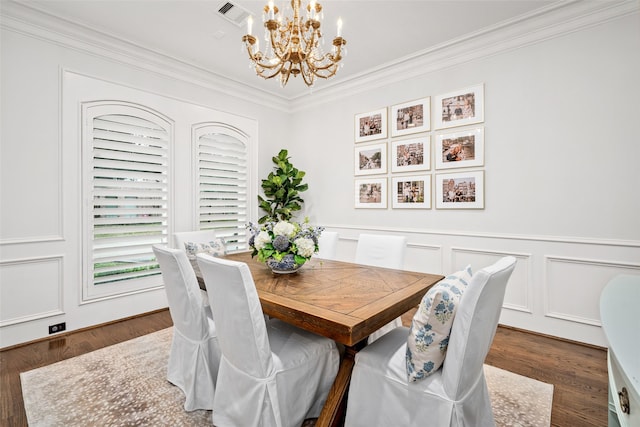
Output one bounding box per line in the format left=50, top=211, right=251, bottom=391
left=316, top=343, right=364, bottom=427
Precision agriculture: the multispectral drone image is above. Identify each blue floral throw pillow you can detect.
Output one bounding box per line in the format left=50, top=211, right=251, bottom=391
left=184, top=238, right=226, bottom=260
left=406, top=265, right=472, bottom=382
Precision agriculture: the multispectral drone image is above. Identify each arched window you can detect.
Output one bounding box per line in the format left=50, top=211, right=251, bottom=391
left=83, top=102, right=171, bottom=300
left=194, top=124, right=249, bottom=252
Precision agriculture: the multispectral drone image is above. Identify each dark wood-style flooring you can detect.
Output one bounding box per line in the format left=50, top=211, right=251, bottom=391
left=1, top=308, right=608, bottom=427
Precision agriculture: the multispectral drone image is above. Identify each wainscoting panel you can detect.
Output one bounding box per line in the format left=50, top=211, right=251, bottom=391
left=544, top=256, right=640, bottom=327
left=405, top=243, right=442, bottom=275
left=327, top=225, right=640, bottom=346
left=452, top=248, right=532, bottom=314
left=0, top=256, right=64, bottom=326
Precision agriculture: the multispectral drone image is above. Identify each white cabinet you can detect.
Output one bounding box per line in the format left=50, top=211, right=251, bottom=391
left=600, top=275, right=640, bottom=427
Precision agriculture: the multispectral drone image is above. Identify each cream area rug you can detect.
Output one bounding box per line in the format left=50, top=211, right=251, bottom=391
left=21, top=328, right=553, bottom=426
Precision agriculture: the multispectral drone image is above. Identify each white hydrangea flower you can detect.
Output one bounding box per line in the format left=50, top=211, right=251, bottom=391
left=254, top=230, right=272, bottom=250
left=294, top=237, right=315, bottom=258
left=273, top=221, right=295, bottom=237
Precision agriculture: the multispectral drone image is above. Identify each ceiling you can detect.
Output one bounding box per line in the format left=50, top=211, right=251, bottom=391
left=14, top=0, right=556, bottom=99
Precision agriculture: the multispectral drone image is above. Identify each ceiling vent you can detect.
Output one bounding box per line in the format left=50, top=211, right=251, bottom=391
left=217, top=1, right=251, bottom=27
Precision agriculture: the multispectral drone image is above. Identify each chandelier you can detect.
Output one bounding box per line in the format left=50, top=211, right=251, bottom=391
left=242, top=0, right=347, bottom=87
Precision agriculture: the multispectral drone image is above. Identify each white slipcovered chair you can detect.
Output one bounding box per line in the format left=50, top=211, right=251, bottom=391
left=152, top=245, right=221, bottom=411
left=173, top=229, right=218, bottom=250
left=196, top=253, right=340, bottom=427
left=316, top=231, right=339, bottom=260
left=344, top=256, right=517, bottom=427
left=355, top=233, right=407, bottom=343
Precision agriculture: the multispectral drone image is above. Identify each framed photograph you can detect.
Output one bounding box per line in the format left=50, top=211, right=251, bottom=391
left=355, top=178, right=387, bottom=209
left=355, top=108, right=387, bottom=143
left=354, top=142, right=387, bottom=176
left=435, top=171, right=484, bottom=209
left=390, top=97, right=430, bottom=137
left=434, top=84, right=484, bottom=130
left=392, top=175, right=431, bottom=209
left=391, top=137, right=430, bottom=173
left=435, top=127, right=484, bottom=170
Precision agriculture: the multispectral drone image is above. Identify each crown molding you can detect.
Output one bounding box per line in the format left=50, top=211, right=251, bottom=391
left=288, top=0, right=640, bottom=112
left=0, top=1, right=292, bottom=113
left=2, top=1, right=637, bottom=114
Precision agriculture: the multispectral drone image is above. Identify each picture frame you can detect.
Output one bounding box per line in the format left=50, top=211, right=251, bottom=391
left=354, top=142, right=387, bottom=176
left=355, top=108, right=387, bottom=143
left=435, top=127, right=484, bottom=170
left=391, top=137, right=430, bottom=173
left=435, top=170, right=484, bottom=209
left=390, top=97, right=430, bottom=137
left=434, top=84, right=484, bottom=130
left=355, top=178, right=387, bottom=209
left=392, top=175, right=431, bottom=209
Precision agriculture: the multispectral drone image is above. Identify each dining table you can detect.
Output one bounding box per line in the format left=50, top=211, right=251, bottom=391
left=193, top=251, right=444, bottom=427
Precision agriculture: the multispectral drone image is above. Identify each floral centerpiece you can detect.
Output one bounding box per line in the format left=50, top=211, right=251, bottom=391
left=248, top=218, right=324, bottom=273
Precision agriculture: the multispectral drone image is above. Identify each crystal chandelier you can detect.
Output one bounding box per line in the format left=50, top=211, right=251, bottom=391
left=242, top=0, right=347, bottom=87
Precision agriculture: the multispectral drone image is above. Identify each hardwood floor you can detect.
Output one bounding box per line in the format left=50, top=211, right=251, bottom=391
left=1, top=308, right=608, bottom=426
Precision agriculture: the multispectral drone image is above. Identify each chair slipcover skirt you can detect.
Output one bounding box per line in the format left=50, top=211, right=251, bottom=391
left=153, top=245, right=221, bottom=412
left=166, top=319, right=220, bottom=411
left=212, top=319, right=339, bottom=427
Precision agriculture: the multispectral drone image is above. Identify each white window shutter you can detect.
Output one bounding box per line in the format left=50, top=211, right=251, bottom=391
left=84, top=103, right=171, bottom=298
left=196, top=127, right=249, bottom=252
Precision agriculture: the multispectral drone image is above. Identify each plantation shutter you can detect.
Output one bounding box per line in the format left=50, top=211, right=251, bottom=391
left=197, top=128, right=248, bottom=252
left=85, top=104, right=170, bottom=296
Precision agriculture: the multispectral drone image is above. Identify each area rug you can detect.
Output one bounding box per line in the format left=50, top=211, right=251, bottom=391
left=21, top=328, right=553, bottom=426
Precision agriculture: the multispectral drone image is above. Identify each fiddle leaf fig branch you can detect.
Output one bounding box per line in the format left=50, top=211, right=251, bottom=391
left=258, top=149, right=309, bottom=224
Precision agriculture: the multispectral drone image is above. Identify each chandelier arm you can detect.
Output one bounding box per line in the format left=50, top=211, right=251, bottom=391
left=300, top=62, right=314, bottom=86
left=267, top=24, right=289, bottom=61
left=298, top=23, right=317, bottom=57
left=307, top=63, right=337, bottom=79
left=281, top=61, right=294, bottom=86
left=256, top=61, right=287, bottom=79
left=308, top=57, right=339, bottom=72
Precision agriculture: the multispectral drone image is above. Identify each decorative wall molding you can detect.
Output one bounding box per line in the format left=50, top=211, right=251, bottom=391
left=327, top=224, right=638, bottom=346
left=0, top=255, right=64, bottom=326
left=451, top=247, right=533, bottom=314
left=0, top=2, right=290, bottom=112
left=327, top=223, right=640, bottom=249
left=544, top=255, right=640, bottom=327
left=0, top=236, right=64, bottom=246
left=3, top=0, right=637, bottom=113
left=288, top=0, right=640, bottom=111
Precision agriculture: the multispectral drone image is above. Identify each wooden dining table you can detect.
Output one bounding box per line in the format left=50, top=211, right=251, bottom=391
left=194, top=251, right=444, bottom=427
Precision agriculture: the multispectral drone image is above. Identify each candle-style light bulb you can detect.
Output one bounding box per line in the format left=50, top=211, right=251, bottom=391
left=337, top=17, right=343, bottom=37
left=268, top=0, right=275, bottom=19
left=310, top=0, right=316, bottom=20
left=247, top=15, right=253, bottom=35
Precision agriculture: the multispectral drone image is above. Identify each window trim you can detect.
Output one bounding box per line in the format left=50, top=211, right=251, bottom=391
left=192, top=122, right=253, bottom=253
left=81, top=101, right=174, bottom=302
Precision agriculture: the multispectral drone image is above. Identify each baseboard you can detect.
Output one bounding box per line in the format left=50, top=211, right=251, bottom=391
left=0, top=308, right=170, bottom=352
left=496, top=324, right=607, bottom=351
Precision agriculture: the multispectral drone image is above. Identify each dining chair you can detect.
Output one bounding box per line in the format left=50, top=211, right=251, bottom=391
left=316, top=231, right=339, bottom=260
left=355, top=233, right=407, bottom=343
left=152, top=245, right=221, bottom=411
left=173, top=229, right=219, bottom=251
left=196, top=253, right=340, bottom=427
left=343, top=256, right=517, bottom=427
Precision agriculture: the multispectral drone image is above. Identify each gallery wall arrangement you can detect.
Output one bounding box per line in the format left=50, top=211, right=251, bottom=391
left=354, top=84, right=486, bottom=210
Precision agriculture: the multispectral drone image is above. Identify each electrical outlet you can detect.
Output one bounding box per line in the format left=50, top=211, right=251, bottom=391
left=48, top=322, right=66, bottom=334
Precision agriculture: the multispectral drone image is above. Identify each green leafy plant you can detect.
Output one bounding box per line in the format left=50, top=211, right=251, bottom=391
left=258, top=149, right=308, bottom=224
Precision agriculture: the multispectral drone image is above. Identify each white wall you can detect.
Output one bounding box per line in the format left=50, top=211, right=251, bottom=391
left=293, top=13, right=640, bottom=346
left=0, top=7, right=289, bottom=348
left=1, top=3, right=639, bottom=348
